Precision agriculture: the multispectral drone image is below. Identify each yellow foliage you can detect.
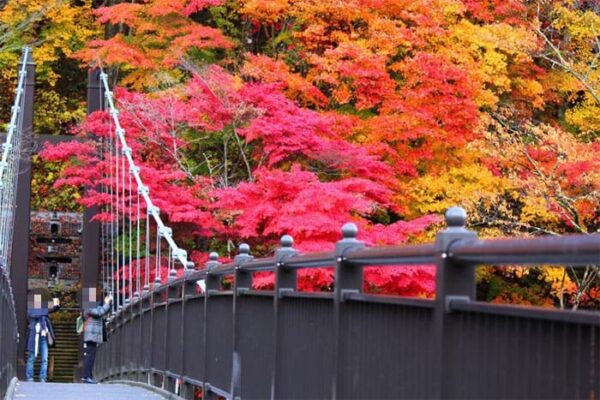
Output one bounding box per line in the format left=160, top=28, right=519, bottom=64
left=0, top=0, right=97, bottom=133
left=408, top=161, right=508, bottom=216
left=443, top=21, right=542, bottom=109
left=0, top=0, right=96, bottom=82
left=519, top=196, right=561, bottom=227
left=240, top=0, right=291, bottom=23
left=565, top=99, right=600, bottom=139
left=543, top=266, right=574, bottom=298
left=541, top=4, right=600, bottom=139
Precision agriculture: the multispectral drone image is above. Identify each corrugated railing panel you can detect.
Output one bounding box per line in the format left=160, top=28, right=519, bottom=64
left=140, top=305, right=153, bottom=373
left=183, top=295, right=205, bottom=383
left=112, top=322, right=121, bottom=376
left=109, top=323, right=119, bottom=378
left=337, top=299, right=436, bottom=399
left=443, top=310, right=600, bottom=399
left=166, top=299, right=184, bottom=376
left=128, top=306, right=142, bottom=373
left=237, top=294, right=275, bottom=399
left=151, top=303, right=167, bottom=373
left=205, top=295, right=233, bottom=394
left=121, top=311, right=134, bottom=375
left=274, top=296, right=334, bottom=399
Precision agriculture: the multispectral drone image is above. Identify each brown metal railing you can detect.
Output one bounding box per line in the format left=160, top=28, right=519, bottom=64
left=0, top=266, right=18, bottom=396
left=95, top=207, right=600, bottom=399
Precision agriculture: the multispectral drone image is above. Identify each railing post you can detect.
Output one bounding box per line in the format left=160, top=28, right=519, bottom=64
left=271, top=235, right=298, bottom=399
left=332, top=223, right=365, bottom=399
left=202, top=253, right=221, bottom=400
left=231, top=244, right=253, bottom=400
left=11, top=48, right=34, bottom=379
left=433, top=207, right=477, bottom=399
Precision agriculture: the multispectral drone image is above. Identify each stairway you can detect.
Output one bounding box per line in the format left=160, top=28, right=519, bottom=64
left=32, top=319, right=80, bottom=382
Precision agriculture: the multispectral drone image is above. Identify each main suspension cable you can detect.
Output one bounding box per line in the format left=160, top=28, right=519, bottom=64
left=98, top=71, right=193, bottom=307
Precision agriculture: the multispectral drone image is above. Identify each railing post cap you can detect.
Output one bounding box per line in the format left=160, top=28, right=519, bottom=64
left=341, top=222, right=358, bottom=239
left=336, top=222, right=364, bottom=256
left=436, top=206, right=476, bottom=251
left=239, top=243, right=250, bottom=255
left=280, top=234, right=294, bottom=248
left=206, top=252, right=220, bottom=271
left=445, top=206, right=467, bottom=228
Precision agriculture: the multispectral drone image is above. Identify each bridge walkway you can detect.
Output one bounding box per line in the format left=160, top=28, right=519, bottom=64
left=10, top=381, right=166, bottom=399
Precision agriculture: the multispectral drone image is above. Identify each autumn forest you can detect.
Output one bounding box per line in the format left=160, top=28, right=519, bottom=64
left=0, top=0, right=598, bottom=308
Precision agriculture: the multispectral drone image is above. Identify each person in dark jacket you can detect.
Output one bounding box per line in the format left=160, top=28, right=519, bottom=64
left=25, top=293, right=60, bottom=382
left=81, top=288, right=112, bottom=384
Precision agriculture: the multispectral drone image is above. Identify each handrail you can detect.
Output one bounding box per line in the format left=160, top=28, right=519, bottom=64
left=449, top=234, right=600, bottom=266
left=174, top=234, right=598, bottom=280
left=345, top=243, right=436, bottom=266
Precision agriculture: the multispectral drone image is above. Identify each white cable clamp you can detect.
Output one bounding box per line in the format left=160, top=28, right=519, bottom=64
left=172, top=248, right=187, bottom=260
left=137, top=185, right=149, bottom=195
left=121, top=146, right=131, bottom=156
left=159, top=226, right=172, bottom=237
left=11, top=106, right=19, bottom=113
left=2, top=143, right=12, bottom=151
left=129, top=165, right=140, bottom=175
left=147, top=205, right=160, bottom=216
left=110, top=109, right=119, bottom=118
left=116, top=128, right=125, bottom=137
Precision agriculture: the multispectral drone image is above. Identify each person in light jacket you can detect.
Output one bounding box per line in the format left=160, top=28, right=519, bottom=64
left=25, top=293, right=60, bottom=382
left=81, top=288, right=112, bottom=384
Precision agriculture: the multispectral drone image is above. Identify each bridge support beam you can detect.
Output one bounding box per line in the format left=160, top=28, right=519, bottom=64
left=81, top=68, right=103, bottom=294
left=11, top=49, right=35, bottom=379
left=75, top=69, right=104, bottom=382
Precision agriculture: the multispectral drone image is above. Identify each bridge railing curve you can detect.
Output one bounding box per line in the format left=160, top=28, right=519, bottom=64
left=94, top=206, right=600, bottom=399
left=0, top=47, right=32, bottom=398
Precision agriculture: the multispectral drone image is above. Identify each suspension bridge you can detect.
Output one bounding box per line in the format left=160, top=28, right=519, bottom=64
left=0, top=48, right=599, bottom=400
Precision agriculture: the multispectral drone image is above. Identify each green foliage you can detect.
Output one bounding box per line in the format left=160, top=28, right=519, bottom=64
left=31, top=155, right=83, bottom=212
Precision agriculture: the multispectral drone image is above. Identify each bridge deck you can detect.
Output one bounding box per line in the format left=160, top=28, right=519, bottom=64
left=11, top=381, right=165, bottom=399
